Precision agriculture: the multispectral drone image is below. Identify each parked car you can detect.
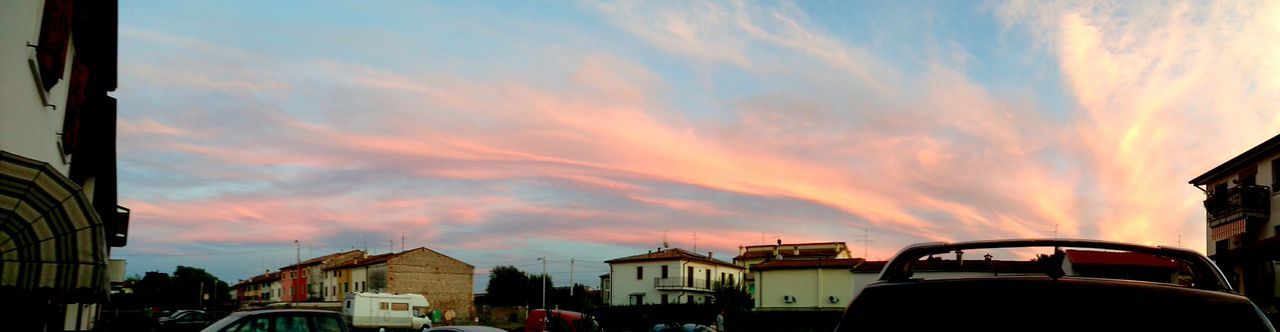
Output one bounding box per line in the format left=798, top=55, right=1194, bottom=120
left=525, top=309, right=596, bottom=332
left=422, top=326, right=507, bottom=332
left=201, top=309, right=349, bottom=332
left=157, top=310, right=216, bottom=331
left=834, top=239, right=1276, bottom=331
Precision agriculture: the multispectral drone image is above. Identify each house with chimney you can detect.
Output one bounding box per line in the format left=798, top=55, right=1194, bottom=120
left=604, top=248, right=744, bottom=306
left=1188, top=133, right=1280, bottom=315
left=278, top=250, right=364, bottom=302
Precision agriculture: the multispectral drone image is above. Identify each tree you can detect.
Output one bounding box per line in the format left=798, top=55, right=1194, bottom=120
left=486, top=265, right=531, bottom=306
left=711, top=280, right=753, bottom=331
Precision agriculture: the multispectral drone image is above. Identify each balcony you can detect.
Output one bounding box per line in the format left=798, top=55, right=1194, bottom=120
left=654, top=277, right=715, bottom=292
left=1204, top=185, right=1271, bottom=226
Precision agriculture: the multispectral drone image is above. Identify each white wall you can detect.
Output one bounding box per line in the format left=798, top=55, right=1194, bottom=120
left=756, top=268, right=854, bottom=310
left=0, top=0, right=75, bottom=173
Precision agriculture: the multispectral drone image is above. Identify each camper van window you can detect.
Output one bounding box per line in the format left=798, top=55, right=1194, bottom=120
left=413, top=307, right=428, bottom=318
left=392, top=303, right=410, bottom=311
left=380, top=302, right=389, bottom=310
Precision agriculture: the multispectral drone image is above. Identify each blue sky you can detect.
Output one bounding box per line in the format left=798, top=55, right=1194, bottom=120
left=112, top=1, right=1280, bottom=292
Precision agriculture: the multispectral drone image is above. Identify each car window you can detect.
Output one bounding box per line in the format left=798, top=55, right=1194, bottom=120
left=313, top=314, right=345, bottom=332
left=228, top=316, right=270, bottom=332
left=274, top=314, right=312, bottom=332
left=412, top=306, right=428, bottom=318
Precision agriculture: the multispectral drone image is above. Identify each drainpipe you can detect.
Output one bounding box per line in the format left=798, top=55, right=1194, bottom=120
left=816, top=258, right=823, bottom=308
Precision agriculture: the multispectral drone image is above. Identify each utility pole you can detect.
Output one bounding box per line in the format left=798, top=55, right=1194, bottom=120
left=198, top=281, right=204, bottom=309
left=570, top=258, right=575, bottom=297
left=401, top=232, right=406, bottom=252
left=295, top=240, right=301, bottom=302
left=537, top=257, right=546, bottom=311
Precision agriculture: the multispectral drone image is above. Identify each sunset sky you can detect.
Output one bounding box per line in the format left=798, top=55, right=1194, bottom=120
left=114, top=1, right=1280, bottom=290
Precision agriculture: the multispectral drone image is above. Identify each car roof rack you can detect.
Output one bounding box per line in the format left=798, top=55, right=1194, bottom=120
left=877, top=238, right=1233, bottom=292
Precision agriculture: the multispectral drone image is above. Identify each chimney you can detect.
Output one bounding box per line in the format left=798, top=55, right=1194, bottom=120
left=708, top=252, right=714, bottom=259
left=793, top=246, right=800, bottom=256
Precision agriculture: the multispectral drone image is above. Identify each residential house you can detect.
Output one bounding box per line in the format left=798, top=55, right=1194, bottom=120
left=733, top=242, right=851, bottom=294
left=278, top=250, right=364, bottom=302
left=233, top=271, right=282, bottom=305
left=752, top=258, right=863, bottom=311
left=1189, top=133, right=1280, bottom=315
left=327, top=248, right=475, bottom=322
left=604, top=248, right=744, bottom=306
left=2, top=0, right=128, bottom=330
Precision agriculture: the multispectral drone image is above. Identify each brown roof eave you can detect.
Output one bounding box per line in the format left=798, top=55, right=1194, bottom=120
left=1189, top=133, right=1280, bottom=185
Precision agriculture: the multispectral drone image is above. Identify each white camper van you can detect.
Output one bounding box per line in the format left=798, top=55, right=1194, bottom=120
left=342, top=292, right=433, bottom=331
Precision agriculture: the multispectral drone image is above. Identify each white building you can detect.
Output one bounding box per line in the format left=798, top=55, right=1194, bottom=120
left=752, top=258, right=863, bottom=311
left=1188, top=133, right=1280, bottom=316
left=604, top=248, right=744, bottom=305
left=2, top=0, right=127, bottom=330
left=733, top=242, right=851, bottom=295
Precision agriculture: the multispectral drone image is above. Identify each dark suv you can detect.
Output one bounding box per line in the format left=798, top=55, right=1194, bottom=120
left=835, top=239, right=1275, bottom=331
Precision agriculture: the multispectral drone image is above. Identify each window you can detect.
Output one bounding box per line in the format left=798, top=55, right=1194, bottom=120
left=661, top=294, right=669, bottom=304
left=729, top=274, right=734, bottom=285
left=313, top=315, right=344, bottom=332
left=412, top=306, right=429, bottom=318
left=1272, top=159, right=1280, bottom=192
left=380, top=302, right=389, bottom=310
left=687, top=295, right=694, bottom=303
left=661, top=265, right=669, bottom=279
left=721, top=272, right=725, bottom=282
left=391, top=303, right=409, bottom=311
left=637, top=266, right=644, bottom=280
left=273, top=315, right=310, bottom=332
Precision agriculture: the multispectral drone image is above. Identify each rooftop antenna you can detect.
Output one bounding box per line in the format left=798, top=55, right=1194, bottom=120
left=401, top=232, right=405, bottom=252
left=692, top=232, right=698, bottom=252
left=663, top=230, right=670, bottom=249
left=762, top=234, right=780, bottom=245
left=852, top=228, right=875, bottom=259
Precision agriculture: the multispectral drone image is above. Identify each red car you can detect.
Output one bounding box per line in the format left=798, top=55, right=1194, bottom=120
left=524, top=309, right=595, bottom=332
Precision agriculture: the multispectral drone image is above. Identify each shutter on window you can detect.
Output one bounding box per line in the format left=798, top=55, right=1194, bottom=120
left=37, top=0, right=75, bottom=90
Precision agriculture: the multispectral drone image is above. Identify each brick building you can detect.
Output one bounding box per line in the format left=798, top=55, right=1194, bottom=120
left=329, top=247, right=475, bottom=322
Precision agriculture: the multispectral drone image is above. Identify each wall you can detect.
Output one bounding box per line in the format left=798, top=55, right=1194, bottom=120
left=350, top=266, right=368, bottom=293
left=755, top=268, right=853, bottom=310
left=387, top=248, right=475, bottom=322
left=0, top=0, right=74, bottom=172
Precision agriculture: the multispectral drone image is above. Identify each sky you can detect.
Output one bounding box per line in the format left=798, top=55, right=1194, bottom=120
left=113, top=1, right=1280, bottom=292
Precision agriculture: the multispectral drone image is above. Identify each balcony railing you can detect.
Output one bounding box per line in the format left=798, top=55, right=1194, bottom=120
left=1204, top=185, right=1270, bottom=225
left=654, top=277, right=716, bottom=291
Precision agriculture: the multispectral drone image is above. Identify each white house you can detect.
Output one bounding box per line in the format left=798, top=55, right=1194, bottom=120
left=604, top=248, right=744, bottom=306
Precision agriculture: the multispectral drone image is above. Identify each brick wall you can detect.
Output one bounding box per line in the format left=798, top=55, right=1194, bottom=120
left=387, top=247, right=476, bottom=322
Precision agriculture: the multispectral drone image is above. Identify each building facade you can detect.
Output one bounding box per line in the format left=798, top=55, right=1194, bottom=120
left=733, top=242, right=851, bottom=295
left=604, top=248, right=744, bottom=306
left=2, top=0, right=127, bottom=330
left=324, top=248, right=475, bottom=322
left=1189, top=133, right=1280, bottom=316
left=752, top=258, right=863, bottom=311
left=277, top=250, right=364, bottom=303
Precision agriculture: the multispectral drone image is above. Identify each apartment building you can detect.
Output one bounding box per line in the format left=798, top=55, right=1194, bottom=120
left=604, top=248, right=744, bottom=306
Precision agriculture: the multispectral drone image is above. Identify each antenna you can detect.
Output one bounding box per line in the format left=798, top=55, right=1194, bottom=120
left=692, top=232, right=698, bottom=252
left=663, top=230, right=670, bottom=249
left=401, top=232, right=405, bottom=252
left=762, top=234, right=780, bottom=245
left=851, top=228, right=874, bottom=259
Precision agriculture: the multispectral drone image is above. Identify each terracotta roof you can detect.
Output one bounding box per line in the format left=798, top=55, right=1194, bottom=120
left=753, top=258, right=865, bottom=271
left=852, top=261, right=888, bottom=272
left=732, top=243, right=849, bottom=261
left=742, top=242, right=846, bottom=249
left=1189, top=133, right=1280, bottom=185
left=323, top=252, right=398, bottom=270
left=605, top=248, right=738, bottom=268
left=1064, top=250, right=1181, bottom=269
left=851, top=260, right=1044, bottom=274
left=278, top=250, right=364, bottom=270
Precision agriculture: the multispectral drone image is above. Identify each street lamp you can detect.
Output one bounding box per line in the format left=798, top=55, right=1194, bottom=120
left=537, top=257, right=546, bottom=310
